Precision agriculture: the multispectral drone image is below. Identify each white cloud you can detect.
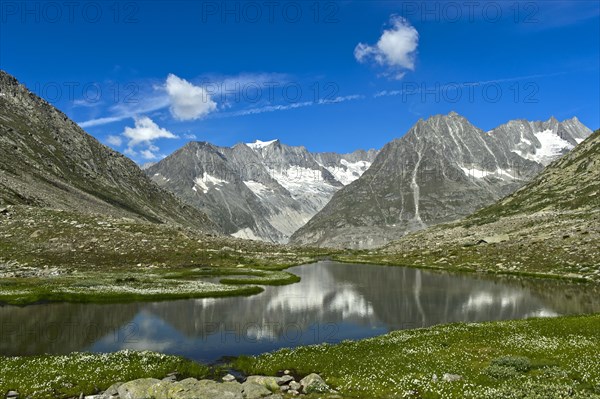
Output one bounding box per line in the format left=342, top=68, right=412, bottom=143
left=166, top=74, right=217, bottom=120
left=106, top=135, right=123, bottom=147
left=184, top=133, right=197, bottom=140
left=355, top=16, right=419, bottom=79
left=120, top=117, right=177, bottom=161
left=140, top=149, right=161, bottom=160
left=123, top=116, right=178, bottom=147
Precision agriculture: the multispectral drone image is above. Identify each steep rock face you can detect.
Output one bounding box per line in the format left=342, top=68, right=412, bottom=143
left=0, top=70, right=217, bottom=233
left=146, top=140, right=377, bottom=243
left=290, top=112, right=592, bottom=249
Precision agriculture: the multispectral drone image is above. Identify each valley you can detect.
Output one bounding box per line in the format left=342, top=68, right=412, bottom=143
left=1, top=70, right=599, bottom=399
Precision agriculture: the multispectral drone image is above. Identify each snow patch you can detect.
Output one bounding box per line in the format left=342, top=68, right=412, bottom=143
left=193, top=173, right=228, bottom=194
left=460, top=165, right=516, bottom=180
left=575, top=138, right=585, bottom=144
left=512, top=129, right=574, bottom=165
left=246, top=139, right=277, bottom=150
left=243, top=180, right=271, bottom=198
left=268, top=166, right=334, bottom=194
left=324, top=159, right=372, bottom=185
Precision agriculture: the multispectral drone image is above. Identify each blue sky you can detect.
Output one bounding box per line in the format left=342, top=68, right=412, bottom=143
left=1, top=1, right=599, bottom=162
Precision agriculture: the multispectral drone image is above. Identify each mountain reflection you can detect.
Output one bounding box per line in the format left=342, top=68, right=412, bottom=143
left=2, top=262, right=599, bottom=362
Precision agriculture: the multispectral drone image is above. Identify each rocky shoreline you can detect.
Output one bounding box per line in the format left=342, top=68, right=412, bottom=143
left=5, top=372, right=336, bottom=399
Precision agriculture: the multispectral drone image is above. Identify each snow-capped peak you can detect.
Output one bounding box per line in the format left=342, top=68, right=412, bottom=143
left=246, top=139, right=278, bottom=150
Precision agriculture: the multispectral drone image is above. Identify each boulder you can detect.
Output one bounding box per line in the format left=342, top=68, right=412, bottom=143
left=147, top=381, right=172, bottom=399
left=241, top=381, right=272, bottom=399
left=169, top=379, right=243, bottom=399
left=277, top=375, right=294, bottom=385
left=299, top=373, right=330, bottom=394
left=117, top=378, right=161, bottom=399
left=245, top=376, right=280, bottom=391
left=100, top=382, right=123, bottom=399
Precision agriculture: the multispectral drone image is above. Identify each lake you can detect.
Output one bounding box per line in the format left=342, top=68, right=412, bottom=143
left=1, top=261, right=599, bottom=363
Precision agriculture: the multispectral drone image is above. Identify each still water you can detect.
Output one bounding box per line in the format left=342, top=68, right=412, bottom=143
left=1, top=261, right=599, bottom=363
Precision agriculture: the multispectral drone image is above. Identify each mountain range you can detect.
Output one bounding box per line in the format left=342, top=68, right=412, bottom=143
left=1, top=70, right=593, bottom=251
left=290, top=112, right=592, bottom=249
left=146, top=140, right=377, bottom=243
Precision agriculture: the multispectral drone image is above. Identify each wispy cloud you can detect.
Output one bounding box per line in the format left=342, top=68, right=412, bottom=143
left=217, top=94, right=364, bottom=118
left=373, top=72, right=569, bottom=98
left=79, top=93, right=169, bottom=128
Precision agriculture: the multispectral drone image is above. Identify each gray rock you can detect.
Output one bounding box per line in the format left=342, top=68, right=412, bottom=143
left=117, top=378, right=161, bottom=399
left=442, top=373, right=462, bottom=382
left=482, top=234, right=510, bottom=244
left=241, top=381, right=272, bottom=399
left=277, top=375, right=294, bottom=385
left=223, top=374, right=237, bottom=382
left=162, top=375, right=177, bottom=383
left=288, top=381, right=301, bottom=391
left=6, top=391, right=18, bottom=399
left=101, top=382, right=123, bottom=399
left=299, top=373, right=330, bottom=394
left=147, top=380, right=172, bottom=399
left=169, top=379, right=243, bottom=399
left=245, top=376, right=280, bottom=391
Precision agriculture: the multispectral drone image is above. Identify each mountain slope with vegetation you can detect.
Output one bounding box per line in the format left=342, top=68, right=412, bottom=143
left=0, top=70, right=217, bottom=233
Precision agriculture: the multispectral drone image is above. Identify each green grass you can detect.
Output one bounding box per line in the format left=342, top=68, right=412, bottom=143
left=0, top=206, right=332, bottom=305
left=232, top=314, right=600, bottom=399
left=0, top=351, right=210, bottom=399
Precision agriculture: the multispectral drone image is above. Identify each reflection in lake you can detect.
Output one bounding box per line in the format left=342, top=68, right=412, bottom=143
left=1, top=261, right=599, bottom=362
